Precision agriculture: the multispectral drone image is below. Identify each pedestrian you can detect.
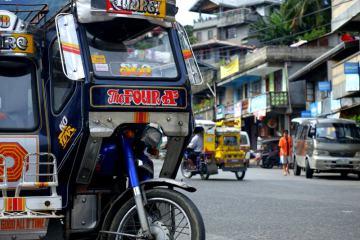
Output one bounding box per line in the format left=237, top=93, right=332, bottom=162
left=278, top=130, right=292, bottom=176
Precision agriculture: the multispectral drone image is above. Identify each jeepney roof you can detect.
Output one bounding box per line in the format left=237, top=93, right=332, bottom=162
left=76, top=0, right=176, bottom=26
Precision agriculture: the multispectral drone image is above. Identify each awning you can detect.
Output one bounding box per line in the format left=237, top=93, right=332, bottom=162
left=192, top=39, right=253, bottom=51
left=289, top=40, right=360, bottom=82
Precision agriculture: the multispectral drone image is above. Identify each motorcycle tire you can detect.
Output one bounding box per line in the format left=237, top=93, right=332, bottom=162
left=108, top=188, right=205, bottom=240
left=200, top=163, right=209, bottom=180
left=235, top=171, right=246, bottom=180
left=181, top=159, right=193, bottom=178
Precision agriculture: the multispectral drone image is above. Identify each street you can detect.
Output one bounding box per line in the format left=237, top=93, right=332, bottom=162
left=156, top=161, right=360, bottom=240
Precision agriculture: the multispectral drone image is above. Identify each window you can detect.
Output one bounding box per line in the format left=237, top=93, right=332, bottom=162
left=226, top=27, right=237, bottom=39
left=300, top=126, right=309, bottom=140
left=306, top=82, right=314, bottom=102
left=51, top=40, right=76, bottom=114
left=223, top=136, right=238, bottom=146
left=0, top=58, right=39, bottom=131
left=85, top=19, right=178, bottom=79
left=251, top=81, right=262, bottom=96
left=208, top=30, right=213, bottom=40
left=203, top=49, right=211, bottom=60
left=243, top=84, right=249, bottom=99
left=196, top=32, right=202, bottom=42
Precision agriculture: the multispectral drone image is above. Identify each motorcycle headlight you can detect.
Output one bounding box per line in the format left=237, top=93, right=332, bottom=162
left=141, top=123, right=163, bottom=148
left=313, top=150, right=329, bottom=156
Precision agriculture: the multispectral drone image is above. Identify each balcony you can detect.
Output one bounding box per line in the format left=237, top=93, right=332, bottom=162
left=193, top=8, right=256, bottom=30
left=250, top=92, right=288, bottom=114
left=192, top=68, right=216, bottom=94
left=267, top=92, right=288, bottom=108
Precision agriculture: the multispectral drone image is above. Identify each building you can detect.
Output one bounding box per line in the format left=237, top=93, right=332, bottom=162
left=289, top=0, right=360, bottom=121
left=190, top=0, right=282, bottom=121
left=216, top=46, right=329, bottom=148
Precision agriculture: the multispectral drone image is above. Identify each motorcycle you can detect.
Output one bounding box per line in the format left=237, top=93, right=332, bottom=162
left=0, top=1, right=205, bottom=239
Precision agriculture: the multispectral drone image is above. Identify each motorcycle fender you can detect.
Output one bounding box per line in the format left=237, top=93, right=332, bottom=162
left=100, top=178, right=196, bottom=234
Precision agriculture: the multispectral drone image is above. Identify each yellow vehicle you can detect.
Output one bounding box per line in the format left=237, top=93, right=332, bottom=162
left=181, top=121, right=247, bottom=180
left=215, top=127, right=247, bottom=180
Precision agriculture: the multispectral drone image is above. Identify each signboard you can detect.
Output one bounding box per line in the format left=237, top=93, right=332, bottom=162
left=301, top=111, right=311, bottom=118
left=0, top=11, right=17, bottom=31
left=250, top=94, right=267, bottom=113
left=310, top=102, right=322, bottom=117
left=106, top=0, right=167, bottom=19
left=216, top=105, right=225, bottom=120
left=234, top=101, right=242, bottom=118
left=91, top=86, right=187, bottom=109
left=344, top=62, right=359, bottom=92
left=318, top=81, right=331, bottom=92
left=220, top=56, right=239, bottom=79
left=0, top=33, right=34, bottom=55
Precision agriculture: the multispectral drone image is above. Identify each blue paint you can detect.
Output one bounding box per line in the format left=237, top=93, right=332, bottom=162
left=318, top=81, right=331, bottom=91
left=120, top=134, right=140, bottom=188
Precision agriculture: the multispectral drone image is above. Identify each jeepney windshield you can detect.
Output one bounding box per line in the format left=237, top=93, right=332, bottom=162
left=85, top=19, right=178, bottom=79
left=0, top=59, right=38, bottom=131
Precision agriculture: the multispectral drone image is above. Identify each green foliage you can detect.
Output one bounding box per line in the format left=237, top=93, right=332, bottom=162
left=250, top=0, right=331, bottom=45
left=184, top=25, right=198, bottom=45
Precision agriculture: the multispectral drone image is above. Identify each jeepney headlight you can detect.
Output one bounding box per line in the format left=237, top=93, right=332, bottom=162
left=141, top=124, right=162, bottom=148
left=355, top=152, right=360, bottom=157
left=313, top=150, right=329, bottom=156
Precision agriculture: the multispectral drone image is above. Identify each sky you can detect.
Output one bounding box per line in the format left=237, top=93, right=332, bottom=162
left=176, top=0, right=199, bottom=26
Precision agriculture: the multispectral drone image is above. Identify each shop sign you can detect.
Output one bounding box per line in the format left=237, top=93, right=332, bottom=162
left=310, top=102, right=322, bottom=117
left=220, top=56, right=239, bottom=79
left=344, top=62, right=359, bottom=92
left=216, top=105, right=225, bottom=120
left=250, top=94, right=267, bottom=113
left=301, top=111, right=312, bottom=118
left=234, top=101, right=242, bottom=118
left=318, top=81, right=331, bottom=92
left=224, top=104, right=234, bottom=119
left=242, top=99, right=249, bottom=114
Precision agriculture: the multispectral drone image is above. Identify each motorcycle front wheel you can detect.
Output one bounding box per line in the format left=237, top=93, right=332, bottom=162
left=108, top=188, right=205, bottom=240
left=181, top=159, right=193, bottom=178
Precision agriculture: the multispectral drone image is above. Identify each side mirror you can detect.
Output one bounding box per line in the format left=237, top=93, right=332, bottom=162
left=55, top=13, right=85, bottom=81
left=175, top=23, right=203, bottom=86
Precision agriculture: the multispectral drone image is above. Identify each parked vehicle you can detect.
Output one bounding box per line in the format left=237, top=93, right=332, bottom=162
left=181, top=121, right=247, bottom=180
left=0, top=1, right=206, bottom=239
left=258, top=138, right=281, bottom=169
left=240, top=131, right=251, bottom=165
left=293, top=118, right=360, bottom=179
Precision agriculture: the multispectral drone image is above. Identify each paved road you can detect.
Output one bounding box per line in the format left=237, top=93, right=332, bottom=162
left=155, top=162, right=360, bottom=240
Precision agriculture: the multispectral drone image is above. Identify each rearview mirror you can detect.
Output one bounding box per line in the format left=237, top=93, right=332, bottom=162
left=55, top=13, right=85, bottom=81
left=175, top=23, right=203, bottom=86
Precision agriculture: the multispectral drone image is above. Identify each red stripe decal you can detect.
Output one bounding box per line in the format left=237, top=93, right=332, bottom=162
left=62, top=45, right=81, bottom=55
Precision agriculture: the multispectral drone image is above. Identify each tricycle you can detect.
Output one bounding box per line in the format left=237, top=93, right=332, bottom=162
left=0, top=1, right=205, bottom=239
left=181, top=120, right=247, bottom=180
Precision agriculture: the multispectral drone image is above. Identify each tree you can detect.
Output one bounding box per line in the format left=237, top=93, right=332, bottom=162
left=184, top=25, right=198, bottom=45
left=250, top=0, right=331, bottom=45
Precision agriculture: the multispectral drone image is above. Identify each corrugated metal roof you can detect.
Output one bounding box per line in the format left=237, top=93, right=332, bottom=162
left=190, top=0, right=282, bottom=12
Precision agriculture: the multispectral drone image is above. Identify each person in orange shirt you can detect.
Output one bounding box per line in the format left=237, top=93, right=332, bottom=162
left=278, top=130, right=292, bottom=176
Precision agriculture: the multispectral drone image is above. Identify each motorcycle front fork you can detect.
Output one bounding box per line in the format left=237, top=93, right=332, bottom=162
left=119, top=134, right=153, bottom=239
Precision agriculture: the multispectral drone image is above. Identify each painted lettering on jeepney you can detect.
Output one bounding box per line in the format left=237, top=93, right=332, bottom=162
left=120, top=63, right=152, bottom=77
left=0, top=34, right=34, bottom=54
left=58, top=116, right=76, bottom=149
left=0, top=15, right=10, bottom=28
left=108, top=0, right=164, bottom=16
left=107, top=89, right=179, bottom=106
